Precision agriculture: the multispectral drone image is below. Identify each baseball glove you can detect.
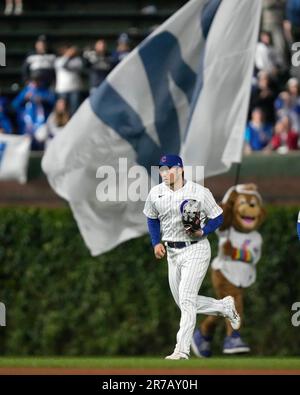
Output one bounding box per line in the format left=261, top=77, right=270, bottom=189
left=180, top=199, right=203, bottom=232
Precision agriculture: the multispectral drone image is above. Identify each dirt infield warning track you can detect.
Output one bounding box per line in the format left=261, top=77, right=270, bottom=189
left=1, top=357, right=300, bottom=375
left=0, top=368, right=300, bottom=375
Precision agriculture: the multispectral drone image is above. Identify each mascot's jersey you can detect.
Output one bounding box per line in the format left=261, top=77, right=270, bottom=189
left=143, top=180, right=222, bottom=242
left=211, top=227, right=263, bottom=288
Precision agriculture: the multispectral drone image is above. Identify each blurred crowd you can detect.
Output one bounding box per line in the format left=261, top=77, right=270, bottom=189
left=0, top=33, right=131, bottom=149
left=1, top=0, right=300, bottom=154
left=3, top=0, right=23, bottom=15
left=245, top=0, right=300, bottom=154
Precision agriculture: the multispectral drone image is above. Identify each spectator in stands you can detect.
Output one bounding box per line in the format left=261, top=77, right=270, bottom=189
left=12, top=78, right=55, bottom=149
left=35, top=98, right=70, bottom=149
left=255, top=31, right=280, bottom=77
left=262, top=1, right=288, bottom=70
left=55, top=44, right=84, bottom=115
left=22, top=35, right=56, bottom=88
left=111, top=33, right=131, bottom=68
left=270, top=115, right=299, bottom=153
left=250, top=71, right=277, bottom=124
left=0, top=96, right=12, bottom=134
left=4, top=0, right=23, bottom=15
left=140, top=5, right=158, bottom=15
left=275, top=78, right=300, bottom=132
left=244, top=108, right=273, bottom=154
left=284, top=0, right=300, bottom=42
left=285, top=0, right=300, bottom=80
left=83, top=39, right=113, bottom=95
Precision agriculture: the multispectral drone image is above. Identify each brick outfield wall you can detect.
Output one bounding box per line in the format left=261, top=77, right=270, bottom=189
left=0, top=153, right=299, bottom=206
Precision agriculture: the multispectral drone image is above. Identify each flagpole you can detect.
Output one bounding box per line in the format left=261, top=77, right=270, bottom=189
left=234, top=162, right=242, bottom=186
left=225, top=161, right=242, bottom=244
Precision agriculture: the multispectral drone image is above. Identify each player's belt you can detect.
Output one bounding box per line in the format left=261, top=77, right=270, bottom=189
left=165, top=241, right=199, bottom=249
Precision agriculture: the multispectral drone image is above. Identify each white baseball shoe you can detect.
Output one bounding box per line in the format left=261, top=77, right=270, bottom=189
left=222, top=296, right=241, bottom=330
left=165, top=351, right=189, bottom=360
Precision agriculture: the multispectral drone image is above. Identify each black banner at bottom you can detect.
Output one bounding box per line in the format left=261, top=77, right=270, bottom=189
left=0, top=375, right=299, bottom=393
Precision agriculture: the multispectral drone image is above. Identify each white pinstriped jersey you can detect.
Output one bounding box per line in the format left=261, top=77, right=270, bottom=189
left=143, top=180, right=223, bottom=242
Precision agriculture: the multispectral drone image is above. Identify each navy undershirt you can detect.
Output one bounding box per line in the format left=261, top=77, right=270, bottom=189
left=147, top=214, right=224, bottom=247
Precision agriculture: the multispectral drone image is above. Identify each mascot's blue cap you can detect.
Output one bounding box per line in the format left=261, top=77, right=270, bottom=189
left=159, top=154, right=183, bottom=168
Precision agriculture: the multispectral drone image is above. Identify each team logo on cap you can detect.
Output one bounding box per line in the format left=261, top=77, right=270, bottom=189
left=161, top=156, right=167, bottom=163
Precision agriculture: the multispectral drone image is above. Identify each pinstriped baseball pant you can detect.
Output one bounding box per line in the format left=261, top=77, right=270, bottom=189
left=167, top=239, right=225, bottom=355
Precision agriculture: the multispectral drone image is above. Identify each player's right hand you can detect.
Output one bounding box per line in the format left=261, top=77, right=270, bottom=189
left=154, top=243, right=166, bottom=259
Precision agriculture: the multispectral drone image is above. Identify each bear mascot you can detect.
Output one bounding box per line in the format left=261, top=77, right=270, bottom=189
left=191, top=184, right=266, bottom=357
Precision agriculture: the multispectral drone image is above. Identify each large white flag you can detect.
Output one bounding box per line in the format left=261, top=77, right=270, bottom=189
left=0, top=134, right=31, bottom=184
left=42, top=0, right=262, bottom=256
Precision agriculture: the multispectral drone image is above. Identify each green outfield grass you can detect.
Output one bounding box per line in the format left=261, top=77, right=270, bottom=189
left=0, top=357, right=299, bottom=370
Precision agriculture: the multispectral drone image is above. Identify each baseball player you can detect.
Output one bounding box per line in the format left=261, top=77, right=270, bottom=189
left=143, top=154, right=241, bottom=360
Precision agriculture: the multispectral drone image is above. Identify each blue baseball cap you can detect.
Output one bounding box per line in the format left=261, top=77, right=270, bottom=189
left=159, top=154, right=183, bottom=168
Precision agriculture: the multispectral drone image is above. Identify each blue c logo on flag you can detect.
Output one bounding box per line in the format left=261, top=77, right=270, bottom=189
left=90, top=0, right=221, bottom=172
left=90, top=31, right=196, bottom=172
